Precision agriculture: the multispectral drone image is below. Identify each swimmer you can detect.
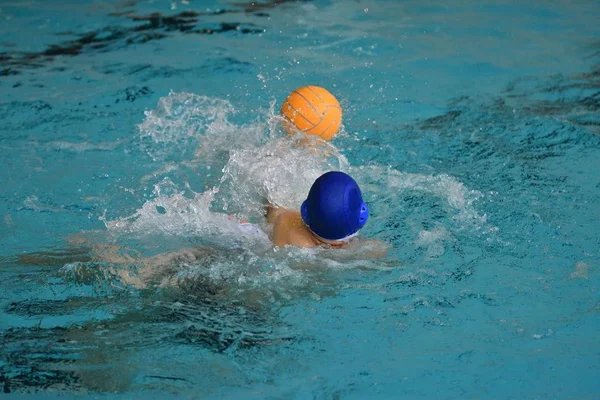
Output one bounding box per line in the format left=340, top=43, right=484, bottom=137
left=16, top=172, right=379, bottom=290
left=265, top=171, right=369, bottom=249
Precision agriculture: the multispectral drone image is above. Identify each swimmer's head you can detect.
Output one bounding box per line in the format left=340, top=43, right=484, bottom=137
left=300, top=171, right=369, bottom=242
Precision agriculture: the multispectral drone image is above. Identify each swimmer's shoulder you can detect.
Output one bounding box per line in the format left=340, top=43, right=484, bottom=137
left=272, top=210, right=316, bottom=248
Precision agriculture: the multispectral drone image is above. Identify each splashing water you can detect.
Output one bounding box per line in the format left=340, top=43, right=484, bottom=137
left=215, top=136, right=350, bottom=217
left=99, top=92, right=490, bottom=293
left=356, top=166, right=488, bottom=228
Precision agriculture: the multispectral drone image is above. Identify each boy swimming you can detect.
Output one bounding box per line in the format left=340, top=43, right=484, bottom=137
left=265, top=171, right=369, bottom=248
left=17, top=170, right=377, bottom=290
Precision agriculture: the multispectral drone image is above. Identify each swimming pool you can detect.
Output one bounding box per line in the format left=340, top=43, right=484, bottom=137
left=1, top=0, right=599, bottom=398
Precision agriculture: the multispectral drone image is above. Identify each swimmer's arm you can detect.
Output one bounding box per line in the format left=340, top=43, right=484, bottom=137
left=341, top=238, right=390, bottom=259
left=363, top=239, right=390, bottom=259
left=103, top=245, right=216, bottom=289
left=17, top=247, right=93, bottom=266
left=85, top=244, right=213, bottom=289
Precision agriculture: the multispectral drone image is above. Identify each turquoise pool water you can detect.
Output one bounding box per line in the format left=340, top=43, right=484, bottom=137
left=1, top=0, right=599, bottom=398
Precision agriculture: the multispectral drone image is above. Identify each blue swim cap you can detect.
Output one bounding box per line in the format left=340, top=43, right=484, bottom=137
left=300, top=171, right=369, bottom=241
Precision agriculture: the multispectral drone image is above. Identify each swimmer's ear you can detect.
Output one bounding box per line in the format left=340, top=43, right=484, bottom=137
left=358, top=203, right=369, bottom=229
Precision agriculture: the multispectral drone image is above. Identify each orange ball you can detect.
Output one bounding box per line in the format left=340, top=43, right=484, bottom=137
left=280, top=86, right=342, bottom=141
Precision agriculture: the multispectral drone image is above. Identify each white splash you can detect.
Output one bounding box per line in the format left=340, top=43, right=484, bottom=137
left=138, top=92, right=235, bottom=146
left=357, top=166, right=488, bottom=228
left=99, top=92, right=493, bottom=293
left=215, top=135, right=349, bottom=218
